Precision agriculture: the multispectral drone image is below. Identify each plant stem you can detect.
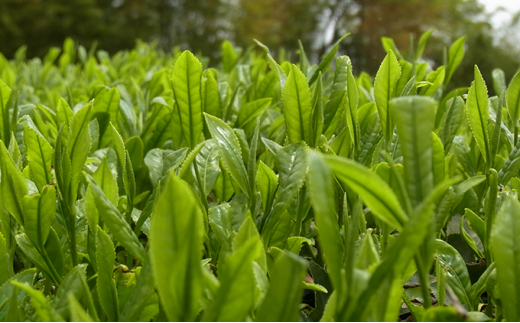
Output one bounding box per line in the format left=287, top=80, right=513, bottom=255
left=485, top=170, right=498, bottom=266
left=381, top=226, right=389, bottom=256
left=436, top=258, right=445, bottom=306
left=192, top=161, right=209, bottom=212
left=514, top=125, right=518, bottom=147
left=415, top=254, right=432, bottom=309
left=61, top=201, right=78, bottom=267
left=40, top=246, right=62, bottom=285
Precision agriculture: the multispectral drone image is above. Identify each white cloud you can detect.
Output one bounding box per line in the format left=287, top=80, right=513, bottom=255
left=480, top=0, right=520, bottom=12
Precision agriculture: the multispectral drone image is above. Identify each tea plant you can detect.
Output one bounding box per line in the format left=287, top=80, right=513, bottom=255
left=0, top=33, right=519, bottom=321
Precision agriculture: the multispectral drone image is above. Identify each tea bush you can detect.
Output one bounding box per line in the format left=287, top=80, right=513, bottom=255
left=0, top=33, right=518, bottom=321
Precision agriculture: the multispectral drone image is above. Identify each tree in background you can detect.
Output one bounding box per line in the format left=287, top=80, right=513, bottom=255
left=232, top=0, right=327, bottom=59
left=161, top=0, right=233, bottom=61
left=322, top=0, right=519, bottom=92
left=0, top=0, right=159, bottom=58
left=0, top=0, right=518, bottom=88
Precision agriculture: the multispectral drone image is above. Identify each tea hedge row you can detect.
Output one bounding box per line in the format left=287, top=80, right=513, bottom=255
left=0, top=33, right=519, bottom=321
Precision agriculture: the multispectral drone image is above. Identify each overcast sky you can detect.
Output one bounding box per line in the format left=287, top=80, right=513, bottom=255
left=480, top=0, right=520, bottom=12
left=480, top=0, right=520, bottom=27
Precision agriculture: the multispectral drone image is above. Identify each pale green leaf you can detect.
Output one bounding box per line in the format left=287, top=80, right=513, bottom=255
left=374, top=51, right=401, bottom=146
left=283, top=64, right=311, bottom=144
left=150, top=172, right=204, bottom=322
left=204, top=113, right=249, bottom=197
left=172, top=51, right=204, bottom=149
left=390, top=96, right=436, bottom=207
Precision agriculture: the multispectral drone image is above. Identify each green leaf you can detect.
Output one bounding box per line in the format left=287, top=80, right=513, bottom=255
left=94, top=87, right=120, bottom=125
left=435, top=239, right=472, bottom=310
left=452, top=175, right=486, bottom=207
left=307, top=152, right=344, bottom=290
left=254, top=40, right=287, bottom=89
left=490, top=97, right=503, bottom=165
left=53, top=264, right=99, bottom=321
left=374, top=51, right=401, bottom=146
left=323, top=56, right=350, bottom=138
left=381, top=37, right=403, bottom=60
left=390, top=96, right=436, bottom=207
left=204, top=113, right=250, bottom=197
left=262, top=142, right=308, bottom=243
left=204, top=72, right=221, bottom=117
left=24, top=127, right=53, bottom=192
left=125, top=136, right=143, bottom=170
left=0, top=269, right=36, bottom=320
left=22, top=185, right=56, bottom=249
left=345, top=58, right=360, bottom=152
left=498, top=138, right=520, bottom=185
left=0, top=141, right=28, bottom=225
left=86, top=175, right=147, bottom=263
left=44, top=228, right=63, bottom=277
left=308, top=33, right=350, bottom=86
left=445, top=36, right=466, bottom=86
left=222, top=41, right=238, bottom=73
left=0, top=233, right=7, bottom=286
left=460, top=215, right=484, bottom=259
left=310, top=72, right=324, bottom=147
left=491, top=197, right=520, bottom=321
left=283, top=64, right=311, bottom=144
left=96, top=228, right=119, bottom=321
left=419, top=66, right=445, bottom=97
left=233, top=216, right=267, bottom=270
left=214, top=163, right=234, bottom=201
left=150, top=171, right=204, bottom=322
left=11, top=281, right=64, bottom=322
left=119, top=263, right=157, bottom=322
left=492, top=68, right=506, bottom=97
left=0, top=79, right=12, bottom=143
left=178, top=141, right=205, bottom=179
left=204, top=238, right=262, bottom=321
left=255, top=251, right=307, bottom=322
left=397, top=60, right=414, bottom=97
left=416, top=29, right=433, bottom=60
left=440, top=96, right=465, bottom=154
left=470, top=262, right=495, bottom=309
left=68, top=103, right=93, bottom=203
left=466, top=65, right=490, bottom=163
left=247, top=125, right=259, bottom=214
left=432, top=132, right=445, bottom=186
left=255, top=71, right=279, bottom=100
left=172, top=51, right=204, bottom=149
left=15, top=233, right=54, bottom=282
left=346, top=179, right=457, bottom=321
left=92, top=156, right=119, bottom=206
left=208, top=203, right=233, bottom=244
left=56, top=98, right=73, bottom=137
left=195, top=139, right=221, bottom=196
left=236, top=98, right=271, bottom=130
left=423, top=306, right=466, bottom=322
left=356, top=232, right=380, bottom=271
left=68, top=294, right=95, bottom=322
left=261, top=137, right=282, bottom=155
left=325, top=155, right=407, bottom=230
left=507, top=70, right=520, bottom=128
left=145, top=148, right=187, bottom=187
left=256, top=161, right=278, bottom=215
left=463, top=208, right=486, bottom=249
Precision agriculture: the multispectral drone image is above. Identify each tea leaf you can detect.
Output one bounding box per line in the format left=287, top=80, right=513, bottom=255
left=172, top=51, right=204, bottom=149
left=283, top=64, right=311, bottom=144
left=150, top=172, right=204, bottom=321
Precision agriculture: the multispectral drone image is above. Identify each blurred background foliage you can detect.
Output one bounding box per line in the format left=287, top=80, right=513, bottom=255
left=0, top=0, right=519, bottom=92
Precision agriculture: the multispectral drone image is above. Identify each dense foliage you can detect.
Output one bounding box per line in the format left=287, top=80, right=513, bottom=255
left=0, top=33, right=519, bottom=322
